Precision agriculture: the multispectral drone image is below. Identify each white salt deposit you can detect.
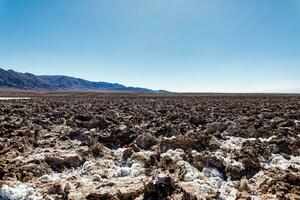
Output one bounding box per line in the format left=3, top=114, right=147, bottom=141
left=219, top=181, right=239, bottom=200
left=163, top=136, right=177, bottom=140
left=221, top=136, right=259, bottom=151
left=130, top=163, right=145, bottom=177
left=92, top=174, right=102, bottom=182
left=178, top=165, right=240, bottom=199
left=81, top=161, right=94, bottom=174
left=178, top=161, right=200, bottom=182
left=117, top=163, right=144, bottom=177
left=38, top=172, right=61, bottom=182
left=112, top=148, right=146, bottom=177
left=258, top=136, right=277, bottom=142
left=202, top=166, right=224, bottom=179
left=161, top=149, right=185, bottom=162
left=223, top=157, right=244, bottom=170
left=220, top=137, right=245, bottom=151
left=0, top=184, right=41, bottom=200
left=0, top=97, right=31, bottom=100
left=112, top=148, right=126, bottom=159
left=179, top=161, right=200, bottom=181
left=193, top=179, right=218, bottom=193
left=119, top=124, right=127, bottom=130
left=101, top=159, right=116, bottom=168
left=117, top=167, right=131, bottom=177
left=269, top=154, right=300, bottom=170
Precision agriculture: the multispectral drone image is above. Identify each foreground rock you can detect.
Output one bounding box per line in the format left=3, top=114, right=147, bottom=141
left=0, top=94, right=300, bottom=199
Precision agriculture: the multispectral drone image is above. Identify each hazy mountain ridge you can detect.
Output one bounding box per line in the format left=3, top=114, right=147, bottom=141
left=0, top=68, right=162, bottom=92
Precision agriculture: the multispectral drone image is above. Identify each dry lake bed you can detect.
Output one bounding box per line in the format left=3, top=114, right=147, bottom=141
left=0, top=94, right=300, bottom=200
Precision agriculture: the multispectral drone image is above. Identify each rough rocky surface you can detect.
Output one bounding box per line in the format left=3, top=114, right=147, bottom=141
left=0, top=94, right=300, bottom=200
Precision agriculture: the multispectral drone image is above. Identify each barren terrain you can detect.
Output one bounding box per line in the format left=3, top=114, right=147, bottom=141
left=0, top=94, right=300, bottom=200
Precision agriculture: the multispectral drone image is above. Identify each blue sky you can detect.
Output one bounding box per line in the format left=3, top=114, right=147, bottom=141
left=0, top=0, right=300, bottom=92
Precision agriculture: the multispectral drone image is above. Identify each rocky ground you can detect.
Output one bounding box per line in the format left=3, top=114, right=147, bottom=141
left=0, top=94, right=300, bottom=200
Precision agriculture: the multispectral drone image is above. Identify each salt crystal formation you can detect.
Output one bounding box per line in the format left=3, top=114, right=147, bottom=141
left=0, top=94, right=300, bottom=199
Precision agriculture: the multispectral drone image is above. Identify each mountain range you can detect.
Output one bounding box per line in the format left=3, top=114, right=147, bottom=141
left=0, top=68, right=166, bottom=93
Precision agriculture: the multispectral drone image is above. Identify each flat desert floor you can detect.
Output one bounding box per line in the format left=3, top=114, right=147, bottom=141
left=0, top=94, right=299, bottom=200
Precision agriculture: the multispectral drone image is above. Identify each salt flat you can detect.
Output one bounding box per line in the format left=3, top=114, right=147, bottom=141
left=0, top=94, right=299, bottom=199
left=0, top=97, right=31, bottom=100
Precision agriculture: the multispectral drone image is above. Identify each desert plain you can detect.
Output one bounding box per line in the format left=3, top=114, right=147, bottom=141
left=0, top=93, right=299, bottom=200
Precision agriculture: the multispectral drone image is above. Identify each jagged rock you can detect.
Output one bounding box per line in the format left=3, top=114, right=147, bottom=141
left=48, top=183, right=69, bottom=199
left=134, top=133, right=158, bottom=150
left=189, top=116, right=206, bottom=127
left=45, top=154, right=84, bottom=172
left=280, top=120, right=296, bottom=128
left=99, top=128, right=139, bottom=148
left=92, top=174, right=102, bottom=182
left=65, top=129, right=88, bottom=142
left=0, top=167, right=7, bottom=180
left=182, top=191, right=198, bottom=200
left=144, top=176, right=176, bottom=200
left=205, top=122, right=227, bottom=134
left=131, top=151, right=158, bottom=168
left=90, top=143, right=110, bottom=157
left=1, top=94, right=300, bottom=199
left=81, top=119, right=100, bottom=129
left=0, top=142, right=5, bottom=151
left=1, top=160, right=52, bottom=182
left=86, top=193, right=119, bottom=200
left=75, top=114, right=92, bottom=121
left=159, top=132, right=211, bottom=153
left=122, top=148, right=134, bottom=160
left=225, top=121, right=242, bottom=136
left=286, top=111, right=300, bottom=120
left=155, top=125, right=178, bottom=138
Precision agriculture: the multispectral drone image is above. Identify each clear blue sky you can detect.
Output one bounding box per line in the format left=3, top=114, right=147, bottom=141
left=0, top=0, right=300, bottom=92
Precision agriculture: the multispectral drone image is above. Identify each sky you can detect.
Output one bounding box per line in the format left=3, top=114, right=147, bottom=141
left=0, top=0, right=300, bottom=92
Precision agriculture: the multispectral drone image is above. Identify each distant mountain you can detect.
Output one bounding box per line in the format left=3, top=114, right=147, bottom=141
left=0, top=68, right=165, bottom=93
